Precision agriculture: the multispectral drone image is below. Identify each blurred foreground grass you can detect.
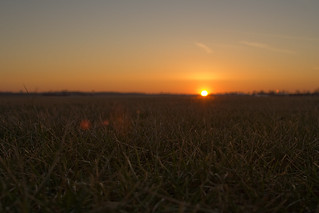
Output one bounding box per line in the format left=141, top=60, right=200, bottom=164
left=0, top=95, right=318, bottom=212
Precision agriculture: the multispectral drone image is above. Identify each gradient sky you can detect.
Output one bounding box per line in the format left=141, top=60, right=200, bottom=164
left=1, top=0, right=319, bottom=94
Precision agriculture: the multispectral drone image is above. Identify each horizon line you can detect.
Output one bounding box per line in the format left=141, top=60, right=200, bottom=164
left=1, top=89, right=319, bottom=96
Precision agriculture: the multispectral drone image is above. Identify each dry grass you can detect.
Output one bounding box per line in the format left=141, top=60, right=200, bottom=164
left=0, top=95, right=318, bottom=212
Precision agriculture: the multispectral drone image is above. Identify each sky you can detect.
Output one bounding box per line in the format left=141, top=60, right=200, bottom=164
left=1, top=0, right=319, bottom=94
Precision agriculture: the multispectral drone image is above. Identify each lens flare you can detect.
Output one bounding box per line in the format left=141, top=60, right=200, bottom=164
left=80, top=120, right=91, bottom=130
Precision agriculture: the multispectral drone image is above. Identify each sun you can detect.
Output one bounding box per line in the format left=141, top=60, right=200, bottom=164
left=201, top=90, right=208, bottom=97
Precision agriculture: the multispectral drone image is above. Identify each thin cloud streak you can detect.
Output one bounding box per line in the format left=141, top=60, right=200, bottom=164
left=240, top=41, right=296, bottom=54
left=195, top=42, right=212, bottom=54
left=265, top=34, right=319, bottom=41
left=235, top=31, right=319, bottom=41
left=252, top=32, right=319, bottom=41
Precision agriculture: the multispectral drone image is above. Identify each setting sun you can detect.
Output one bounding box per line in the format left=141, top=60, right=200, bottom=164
left=201, top=90, right=208, bottom=97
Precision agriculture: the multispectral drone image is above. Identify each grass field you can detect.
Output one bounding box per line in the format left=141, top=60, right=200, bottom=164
left=0, top=95, right=318, bottom=212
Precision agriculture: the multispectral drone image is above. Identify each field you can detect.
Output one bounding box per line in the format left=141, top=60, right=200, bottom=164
left=0, top=95, right=319, bottom=212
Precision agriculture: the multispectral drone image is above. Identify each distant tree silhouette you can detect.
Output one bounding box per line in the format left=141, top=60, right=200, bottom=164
left=268, top=90, right=275, bottom=95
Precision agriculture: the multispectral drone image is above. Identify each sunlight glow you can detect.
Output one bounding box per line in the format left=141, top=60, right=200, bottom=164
left=201, top=90, right=208, bottom=97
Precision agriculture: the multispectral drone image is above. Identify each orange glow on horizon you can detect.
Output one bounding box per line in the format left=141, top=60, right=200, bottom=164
left=1, top=1, right=318, bottom=94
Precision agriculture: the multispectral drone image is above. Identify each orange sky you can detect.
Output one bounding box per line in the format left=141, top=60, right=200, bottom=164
left=1, top=1, right=319, bottom=94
